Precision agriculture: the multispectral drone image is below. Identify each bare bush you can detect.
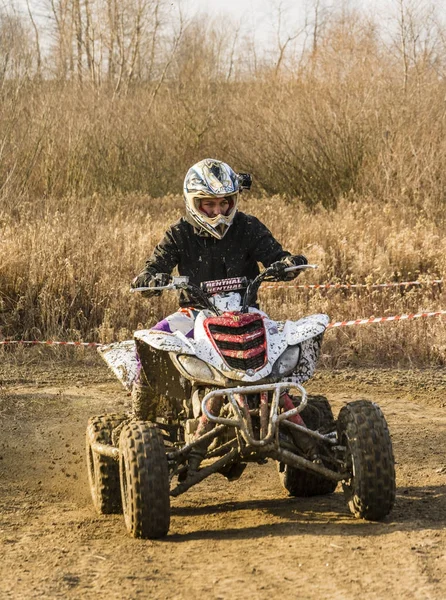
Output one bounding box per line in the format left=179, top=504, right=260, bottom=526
left=1, top=3, right=446, bottom=365
left=0, top=194, right=444, bottom=366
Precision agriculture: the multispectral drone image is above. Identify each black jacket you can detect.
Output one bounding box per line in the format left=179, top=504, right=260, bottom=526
left=143, top=211, right=290, bottom=305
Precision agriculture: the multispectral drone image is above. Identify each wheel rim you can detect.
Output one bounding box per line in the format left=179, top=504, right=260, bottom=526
left=87, top=442, right=99, bottom=505
left=120, top=452, right=130, bottom=529
left=341, top=433, right=355, bottom=498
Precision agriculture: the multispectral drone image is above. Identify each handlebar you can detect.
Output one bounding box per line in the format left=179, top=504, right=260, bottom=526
left=130, top=284, right=182, bottom=293
left=130, top=264, right=318, bottom=313
left=241, top=263, right=317, bottom=312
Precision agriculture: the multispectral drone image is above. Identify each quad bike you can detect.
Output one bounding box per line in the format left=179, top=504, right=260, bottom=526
left=86, top=264, right=396, bottom=539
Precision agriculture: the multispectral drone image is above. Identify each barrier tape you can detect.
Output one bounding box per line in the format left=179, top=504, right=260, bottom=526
left=327, top=309, right=446, bottom=329
left=1, top=309, right=445, bottom=347
left=261, top=279, right=443, bottom=290
left=0, top=340, right=102, bottom=347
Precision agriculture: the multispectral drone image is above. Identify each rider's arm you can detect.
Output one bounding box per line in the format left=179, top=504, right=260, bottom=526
left=132, top=225, right=181, bottom=289
left=143, top=226, right=181, bottom=276
left=248, top=216, right=291, bottom=267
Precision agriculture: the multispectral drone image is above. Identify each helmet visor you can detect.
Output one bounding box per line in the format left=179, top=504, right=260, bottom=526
left=184, top=187, right=239, bottom=239
left=194, top=194, right=238, bottom=220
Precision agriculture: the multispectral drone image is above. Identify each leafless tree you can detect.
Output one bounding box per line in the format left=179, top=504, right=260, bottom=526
left=0, top=10, right=34, bottom=81
left=25, top=0, right=42, bottom=77
left=272, top=1, right=308, bottom=77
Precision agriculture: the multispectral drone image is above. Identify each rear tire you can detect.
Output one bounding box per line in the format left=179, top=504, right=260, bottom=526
left=337, top=400, right=395, bottom=520
left=86, top=413, right=126, bottom=514
left=119, top=421, right=170, bottom=539
left=300, top=395, right=335, bottom=433
left=278, top=395, right=337, bottom=497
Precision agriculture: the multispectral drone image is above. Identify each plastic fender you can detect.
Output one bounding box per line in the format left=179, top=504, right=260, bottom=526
left=262, top=318, right=288, bottom=368
left=134, top=329, right=196, bottom=355
left=283, top=336, right=324, bottom=385
left=210, top=292, right=243, bottom=312
left=194, top=311, right=281, bottom=382
left=283, top=314, right=329, bottom=346
left=97, top=340, right=140, bottom=390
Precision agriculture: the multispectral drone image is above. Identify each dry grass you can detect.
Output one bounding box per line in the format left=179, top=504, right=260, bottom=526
left=2, top=12, right=446, bottom=212
left=0, top=193, right=445, bottom=367
left=1, top=9, right=446, bottom=366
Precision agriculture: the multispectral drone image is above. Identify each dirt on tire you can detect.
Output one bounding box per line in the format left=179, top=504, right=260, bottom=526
left=1, top=359, right=445, bottom=599
left=119, top=421, right=170, bottom=539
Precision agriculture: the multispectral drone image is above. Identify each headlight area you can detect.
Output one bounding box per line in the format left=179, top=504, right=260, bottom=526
left=174, top=354, right=226, bottom=385
left=271, top=345, right=301, bottom=378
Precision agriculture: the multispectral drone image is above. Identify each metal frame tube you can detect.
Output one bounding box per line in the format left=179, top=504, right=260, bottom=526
left=201, top=382, right=308, bottom=447
left=281, top=419, right=338, bottom=445
left=271, top=447, right=346, bottom=482
left=206, top=439, right=238, bottom=458
left=260, top=392, right=269, bottom=439
left=90, top=442, right=119, bottom=460
left=170, top=448, right=239, bottom=497
left=166, top=424, right=228, bottom=460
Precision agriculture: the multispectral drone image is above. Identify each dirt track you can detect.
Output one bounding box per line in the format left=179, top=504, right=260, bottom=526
left=1, top=360, right=445, bottom=600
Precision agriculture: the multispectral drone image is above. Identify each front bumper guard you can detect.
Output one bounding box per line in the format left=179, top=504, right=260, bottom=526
left=201, top=381, right=337, bottom=448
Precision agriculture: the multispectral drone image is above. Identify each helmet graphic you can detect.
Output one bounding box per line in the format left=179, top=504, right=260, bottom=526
left=183, top=158, right=239, bottom=239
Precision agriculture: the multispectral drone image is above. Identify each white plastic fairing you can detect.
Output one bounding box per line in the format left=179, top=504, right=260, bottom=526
left=98, top=340, right=139, bottom=390
left=283, top=337, right=324, bottom=385
left=210, top=292, right=242, bottom=312
left=284, top=314, right=329, bottom=346
left=134, top=329, right=196, bottom=355
left=100, top=301, right=329, bottom=388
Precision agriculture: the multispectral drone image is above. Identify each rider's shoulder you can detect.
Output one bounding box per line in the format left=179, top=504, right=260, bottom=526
left=235, top=212, right=266, bottom=229
left=168, top=216, right=190, bottom=234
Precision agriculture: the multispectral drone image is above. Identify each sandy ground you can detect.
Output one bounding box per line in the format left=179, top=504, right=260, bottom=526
left=0, top=358, right=445, bottom=600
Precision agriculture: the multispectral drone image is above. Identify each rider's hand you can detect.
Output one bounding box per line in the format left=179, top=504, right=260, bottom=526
left=270, top=260, right=288, bottom=278
left=131, top=272, right=151, bottom=289
left=270, top=255, right=308, bottom=280
left=131, top=271, right=162, bottom=298
left=283, top=255, right=308, bottom=280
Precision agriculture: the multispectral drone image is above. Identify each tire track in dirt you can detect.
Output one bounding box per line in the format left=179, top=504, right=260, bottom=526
left=0, top=363, right=445, bottom=599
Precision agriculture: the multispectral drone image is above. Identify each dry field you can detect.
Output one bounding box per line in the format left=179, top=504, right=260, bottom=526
left=2, top=2, right=446, bottom=365
left=1, top=194, right=445, bottom=367
left=1, top=6, right=446, bottom=599
left=0, top=359, right=445, bottom=600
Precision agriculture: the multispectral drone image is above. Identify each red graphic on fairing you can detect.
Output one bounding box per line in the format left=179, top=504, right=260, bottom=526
left=203, top=312, right=267, bottom=371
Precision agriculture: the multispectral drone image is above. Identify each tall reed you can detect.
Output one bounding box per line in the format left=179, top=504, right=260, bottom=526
left=1, top=194, right=444, bottom=367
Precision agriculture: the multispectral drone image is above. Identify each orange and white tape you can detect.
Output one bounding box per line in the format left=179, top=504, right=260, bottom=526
left=261, top=279, right=443, bottom=290
left=0, top=340, right=101, bottom=347
left=1, top=309, right=445, bottom=346
left=327, top=309, right=446, bottom=328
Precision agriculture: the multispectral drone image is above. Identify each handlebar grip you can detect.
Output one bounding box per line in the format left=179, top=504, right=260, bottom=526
left=284, top=264, right=318, bottom=272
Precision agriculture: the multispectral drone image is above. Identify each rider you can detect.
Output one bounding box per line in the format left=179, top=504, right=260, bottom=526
left=132, top=158, right=308, bottom=333
left=131, top=158, right=310, bottom=470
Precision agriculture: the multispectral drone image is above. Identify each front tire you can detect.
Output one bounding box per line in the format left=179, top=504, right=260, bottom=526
left=86, top=413, right=126, bottom=514
left=278, top=395, right=337, bottom=497
left=337, top=400, right=396, bottom=520
left=119, top=421, right=170, bottom=539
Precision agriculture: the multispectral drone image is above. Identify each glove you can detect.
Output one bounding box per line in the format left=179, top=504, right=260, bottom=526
left=131, top=271, right=153, bottom=289
left=131, top=271, right=163, bottom=298
left=283, top=255, right=308, bottom=280
left=270, top=255, right=308, bottom=280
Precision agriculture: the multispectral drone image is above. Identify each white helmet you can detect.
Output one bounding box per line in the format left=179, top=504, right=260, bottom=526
left=183, top=158, right=239, bottom=239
